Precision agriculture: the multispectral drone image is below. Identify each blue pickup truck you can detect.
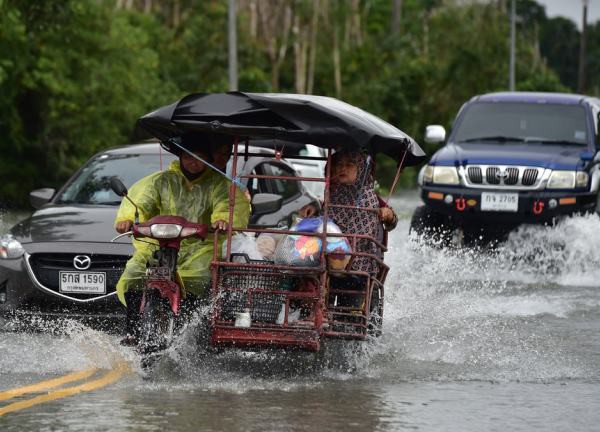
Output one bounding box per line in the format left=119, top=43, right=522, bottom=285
left=411, top=91, right=600, bottom=244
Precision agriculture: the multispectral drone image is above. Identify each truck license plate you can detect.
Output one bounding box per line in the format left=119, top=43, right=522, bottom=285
left=481, top=192, right=518, bottom=212
left=59, top=271, right=106, bottom=294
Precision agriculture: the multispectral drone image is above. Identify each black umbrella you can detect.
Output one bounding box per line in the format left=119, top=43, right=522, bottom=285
left=137, top=92, right=426, bottom=165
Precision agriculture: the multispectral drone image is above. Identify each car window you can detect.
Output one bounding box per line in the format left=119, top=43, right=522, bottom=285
left=259, top=162, right=301, bottom=201
left=56, top=154, right=175, bottom=205
left=453, top=102, right=588, bottom=145
left=248, top=166, right=268, bottom=197
left=592, top=104, right=600, bottom=135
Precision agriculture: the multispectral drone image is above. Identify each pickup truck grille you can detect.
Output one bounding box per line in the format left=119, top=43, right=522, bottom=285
left=522, top=168, right=539, bottom=186
left=463, top=165, right=545, bottom=189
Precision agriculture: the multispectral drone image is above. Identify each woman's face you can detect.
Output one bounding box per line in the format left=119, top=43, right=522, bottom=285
left=180, top=150, right=208, bottom=174
left=332, top=156, right=358, bottom=185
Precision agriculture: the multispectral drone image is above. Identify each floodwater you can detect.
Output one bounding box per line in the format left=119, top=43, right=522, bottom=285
left=1, top=194, right=600, bottom=431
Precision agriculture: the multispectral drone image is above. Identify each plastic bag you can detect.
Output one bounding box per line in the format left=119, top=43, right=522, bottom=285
left=274, top=217, right=352, bottom=268
left=222, top=233, right=263, bottom=262
left=274, top=234, right=322, bottom=267
left=256, top=232, right=284, bottom=260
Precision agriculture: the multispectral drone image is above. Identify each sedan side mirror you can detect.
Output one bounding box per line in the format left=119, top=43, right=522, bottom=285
left=251, top=193, right=283, bottom=216
left=29, top=188, right=56, bottom=209
left=424, top=125, right=446, bottom=144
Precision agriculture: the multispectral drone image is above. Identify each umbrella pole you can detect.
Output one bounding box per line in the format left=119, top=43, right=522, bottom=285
left=226, top=136, right=240, bottom=262
left=386, top=149, right=407, bottom=204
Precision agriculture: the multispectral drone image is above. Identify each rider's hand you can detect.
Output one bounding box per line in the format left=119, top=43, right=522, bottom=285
left=378, top=207, right=394, bottom=223
left=299, top=204, right=318, bottom=218
left=115, top=220, right=133, bottom=234
left=212, top=220, right=228, bottom=231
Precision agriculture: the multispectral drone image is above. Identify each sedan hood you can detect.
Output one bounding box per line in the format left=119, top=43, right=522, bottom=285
left=10, top=205, right=128, bottom=245
left=431, top=142, right=588, bottom=170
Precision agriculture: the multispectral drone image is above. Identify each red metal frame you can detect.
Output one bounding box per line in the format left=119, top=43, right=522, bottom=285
left=207, top=141, right=400, bottom=352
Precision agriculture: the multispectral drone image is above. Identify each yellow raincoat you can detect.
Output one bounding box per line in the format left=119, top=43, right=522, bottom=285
left=114, top=160, right=250, bottom=305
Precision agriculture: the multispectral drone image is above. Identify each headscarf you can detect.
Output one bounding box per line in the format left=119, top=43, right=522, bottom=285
left=328, top=150, right=380, bottom=274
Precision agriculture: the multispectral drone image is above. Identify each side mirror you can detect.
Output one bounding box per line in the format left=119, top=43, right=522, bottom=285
left=109, top=177, right=140, bottom=224
left=109, top=177, right=128, bottom=197
left=29, top=188, right=56, bottom=209
left=424, top=125, right=446, bottom=144
left=251, top=193, right=283, bottom=216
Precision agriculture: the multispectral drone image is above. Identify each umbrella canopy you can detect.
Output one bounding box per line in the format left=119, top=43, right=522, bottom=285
left=137, top=92, right=426, bottom=165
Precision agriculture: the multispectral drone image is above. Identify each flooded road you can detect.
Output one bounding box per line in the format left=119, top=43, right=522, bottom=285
left=1, top=194, right=600, bottom=431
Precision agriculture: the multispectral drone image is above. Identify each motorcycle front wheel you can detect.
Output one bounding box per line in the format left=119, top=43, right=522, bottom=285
left=138, top=288, right=176, bottom=359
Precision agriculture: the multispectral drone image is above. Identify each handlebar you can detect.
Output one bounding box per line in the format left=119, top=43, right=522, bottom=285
left=111, top=231, right=133, bottom=242
left=110, top=224, right=222, bottom=243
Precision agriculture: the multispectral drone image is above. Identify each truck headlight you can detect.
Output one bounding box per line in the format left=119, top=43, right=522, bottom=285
left=0, top=234, right=25, bottom=259
left=425, top=166, right=459, bottom=185
left=546, top=171, right=587, bottom=189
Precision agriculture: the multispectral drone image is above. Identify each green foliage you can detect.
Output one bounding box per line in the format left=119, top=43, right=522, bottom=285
left=0, top=0, right=593, bottom=208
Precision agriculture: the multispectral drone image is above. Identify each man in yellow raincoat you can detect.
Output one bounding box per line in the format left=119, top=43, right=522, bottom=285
left=114, top=134, right=250, bottom=344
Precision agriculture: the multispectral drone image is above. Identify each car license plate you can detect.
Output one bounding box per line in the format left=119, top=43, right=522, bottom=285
left=59, top=271, right=106, bottom=294
left=481, top=192, right=518, bottom=212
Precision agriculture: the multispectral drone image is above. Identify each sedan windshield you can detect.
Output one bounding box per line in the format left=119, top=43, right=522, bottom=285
left=453, top=102, right=588, bottom=145
left=56, top=154, right=175, bottom=205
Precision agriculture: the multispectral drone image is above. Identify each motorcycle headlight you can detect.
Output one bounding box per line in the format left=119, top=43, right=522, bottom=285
left=0, top=234, right=25, bottom=259
left=430, top=166, right=460, bottom=185
left=150, top=224, right=183, bottom=238
left=547, top=171, right=577, bottom=189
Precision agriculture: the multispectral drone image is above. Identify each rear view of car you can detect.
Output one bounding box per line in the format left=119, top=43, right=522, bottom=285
left=412, top=92, right=600, bottom=245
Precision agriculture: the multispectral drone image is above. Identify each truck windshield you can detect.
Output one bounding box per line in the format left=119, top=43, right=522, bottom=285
left=453, top=102, right=588, bottom=145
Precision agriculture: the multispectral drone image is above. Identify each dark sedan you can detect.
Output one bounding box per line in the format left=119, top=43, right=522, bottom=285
left=0, top=143, right=318, bottom=329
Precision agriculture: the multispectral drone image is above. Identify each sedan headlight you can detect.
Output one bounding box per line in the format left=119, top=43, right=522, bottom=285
left=546, top=171, right=587, bottom=189
left=424, top=165, right=460, bottom=185
left=0, top=234, right=25, bottom=259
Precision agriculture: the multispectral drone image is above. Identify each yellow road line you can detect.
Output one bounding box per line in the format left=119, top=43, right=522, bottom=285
left=0, top=368, right=98, bottom=402
left=0, top=363, right=130, bottom=417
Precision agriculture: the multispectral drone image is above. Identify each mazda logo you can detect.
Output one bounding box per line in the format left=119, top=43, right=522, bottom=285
left=73, top=255, right=92, bottom=270
left=495, top=170, right=509, bottom=179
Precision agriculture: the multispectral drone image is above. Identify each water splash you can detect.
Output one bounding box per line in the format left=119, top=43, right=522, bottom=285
left=374, top=208, right=600, bottom=383
left=2, top=200, right=599, bottom=386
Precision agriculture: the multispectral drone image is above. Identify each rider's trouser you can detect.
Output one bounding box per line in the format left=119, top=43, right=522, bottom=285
left=116, top=242, right=215, bottom=306
left=124, top=290, right=143, bottom=338
left=123, top=289, right=202, bottom=338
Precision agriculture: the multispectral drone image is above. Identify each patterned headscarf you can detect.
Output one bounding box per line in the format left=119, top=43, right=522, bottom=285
left=328, top=150, right=380, bottom=274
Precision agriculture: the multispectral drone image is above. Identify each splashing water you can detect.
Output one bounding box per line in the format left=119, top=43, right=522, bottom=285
left=1, top=198, right=600, bottom=387
left=375, top=199, right=600, bottom=383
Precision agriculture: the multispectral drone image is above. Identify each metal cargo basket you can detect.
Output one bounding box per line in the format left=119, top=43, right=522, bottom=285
left=217, top=254, right=299, bottom=324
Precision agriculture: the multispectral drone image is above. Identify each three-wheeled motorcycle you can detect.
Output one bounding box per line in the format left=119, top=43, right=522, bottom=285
left=115, top=92, right=425, bottom=358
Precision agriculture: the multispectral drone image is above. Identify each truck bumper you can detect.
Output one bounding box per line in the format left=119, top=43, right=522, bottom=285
left=421, top=186, right=597, bottom=226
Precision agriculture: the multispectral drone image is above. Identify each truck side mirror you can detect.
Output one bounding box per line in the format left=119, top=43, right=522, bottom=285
left=424, top=125, right=446, bottom=144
